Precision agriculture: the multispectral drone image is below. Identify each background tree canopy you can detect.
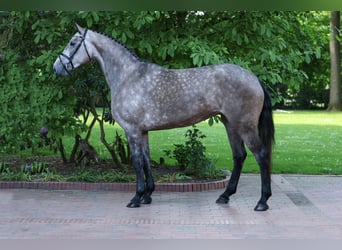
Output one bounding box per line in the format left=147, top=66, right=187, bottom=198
left=0, top=11, right=336, bottom=155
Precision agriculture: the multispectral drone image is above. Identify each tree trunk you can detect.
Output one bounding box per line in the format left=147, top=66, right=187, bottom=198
left=327, top=11, right=341, bottom=111
left=97, top=117, right=123, bottom=169
left=89, top=106, right=123, bottom=169
left=57, top=138, right=68, bottom=163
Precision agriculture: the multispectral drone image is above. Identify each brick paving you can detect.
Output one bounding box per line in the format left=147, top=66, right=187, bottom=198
left=0, top=174, right=341, bottom=239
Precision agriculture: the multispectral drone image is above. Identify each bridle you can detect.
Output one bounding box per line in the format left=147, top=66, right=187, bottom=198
left=58, top=29, right=91, bottom=75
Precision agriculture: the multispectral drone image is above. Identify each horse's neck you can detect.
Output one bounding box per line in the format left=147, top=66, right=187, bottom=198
left=90, top=32, right=140, bottom=90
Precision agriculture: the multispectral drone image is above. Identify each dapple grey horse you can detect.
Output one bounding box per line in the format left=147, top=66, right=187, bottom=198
left=53, top=24, right=275, bottom=211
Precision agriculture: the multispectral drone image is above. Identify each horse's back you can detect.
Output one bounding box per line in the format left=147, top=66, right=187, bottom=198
left=170, top=63, right=264, bottom=113
left=132, top=62, right=261, bottom=95
left=113, top=62, right=264, bottom=131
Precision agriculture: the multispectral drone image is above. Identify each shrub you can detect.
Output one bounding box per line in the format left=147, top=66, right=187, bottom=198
left=164, top=126, right=215, bottom=178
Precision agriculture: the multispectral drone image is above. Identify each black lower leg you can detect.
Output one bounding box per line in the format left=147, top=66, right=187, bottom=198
left=254, top=193, right=271, bottom=211
left=141, top=174, right=154, bottom=204
left=141, top=190, right=153, bottom=204
left=254, top=149, right=272, bottom=211
left=127, top=194, right=143, bottom=208
left=216, top=154, right=245, bottom=204
left=127, top=152, right=145, bottom=208
left=127, top=178, right=145, bottom=208
left=141, top=133, right=155, bottom=205
left=254, top=175, right=271, bottom=211
left=141, top=173, right=154, bottom=205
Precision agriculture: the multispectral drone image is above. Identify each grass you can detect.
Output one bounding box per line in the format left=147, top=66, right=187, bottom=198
left=3, top=110, right=342, bottom=175
left=271, top=110, right=342, bottom=174
left=147, top=110, right=342, bottom=175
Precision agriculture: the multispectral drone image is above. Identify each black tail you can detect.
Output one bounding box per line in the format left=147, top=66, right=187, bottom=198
left=258, top=81, right=275, bottom=159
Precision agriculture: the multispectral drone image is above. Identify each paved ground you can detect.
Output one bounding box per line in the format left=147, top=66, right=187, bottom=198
left=0, top=174, right=341, bottom=239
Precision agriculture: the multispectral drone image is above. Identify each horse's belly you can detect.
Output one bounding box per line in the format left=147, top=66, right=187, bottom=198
left=145, top=108, right=218, bottom=131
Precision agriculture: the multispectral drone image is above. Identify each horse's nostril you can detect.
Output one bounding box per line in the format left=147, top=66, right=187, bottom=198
left=53, top=65, right=62, bottom=76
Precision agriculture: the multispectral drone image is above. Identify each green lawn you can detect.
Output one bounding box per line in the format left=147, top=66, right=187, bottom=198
left=6, top=110, right=342, bottom=175
left=147, top=110, right=342, bottom=175
left=83, top=110, right=342, bottom=175
left=271, top=111, right=342, bottom=174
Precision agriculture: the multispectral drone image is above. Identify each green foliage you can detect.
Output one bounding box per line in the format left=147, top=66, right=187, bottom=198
left=0, top=162, right=9, bottom=173
left=164, top=126, right=215, bottom=178
left=100, top=169, right=135, bottom=183
left=0, top=11, right=81, bottom=154
left=66, top=168, right=98, bottom=182
left=0, top=11, right=333, bottom=159
left=156, top=172, right=192, bottom=183
left=21, top=162, right=65, bottom=182
left=114, top=130, right=131, bottom=165
left=0, top=161, right=135, bottom=182
left=20, top=161, right=49, bottom=175
left=0, top=171, right=32, bottom=182
left=65, top=168, right=135, bottom=183
left=0, top=160, right=60, bottom=181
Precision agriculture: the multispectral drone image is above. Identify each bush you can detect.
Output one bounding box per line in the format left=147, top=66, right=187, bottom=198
left=164, top=126, right=215, bottom=178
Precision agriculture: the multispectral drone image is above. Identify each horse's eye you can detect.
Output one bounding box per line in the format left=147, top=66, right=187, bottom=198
left=70, top=41, right=76, bottom=46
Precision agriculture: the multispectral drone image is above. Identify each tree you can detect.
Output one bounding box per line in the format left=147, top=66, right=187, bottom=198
left=0, top=11, right=81, bottom=154
left=0, top=11, right=333, bottom=159
left=327, top=11, right=341, bottom=111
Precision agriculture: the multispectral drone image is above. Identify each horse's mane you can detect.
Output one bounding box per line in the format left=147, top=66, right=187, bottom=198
left=94, top=30, right=141, bottom=61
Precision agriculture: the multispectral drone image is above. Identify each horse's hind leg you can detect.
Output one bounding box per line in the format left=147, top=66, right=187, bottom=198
left=242, top=130, right=272, bottom=211
left=216, top=117, right=247, bottom=204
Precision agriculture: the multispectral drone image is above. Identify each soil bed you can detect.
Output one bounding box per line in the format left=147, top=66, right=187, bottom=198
left=0, top=155, right=227, bottom=183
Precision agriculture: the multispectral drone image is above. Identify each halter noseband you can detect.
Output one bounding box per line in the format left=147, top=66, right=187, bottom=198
left=58, top=29, right=91, bottom=75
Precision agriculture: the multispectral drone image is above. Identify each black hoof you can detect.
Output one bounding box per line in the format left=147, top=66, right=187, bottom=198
left=141, top=196, right=152, bottom=205
left=216, top=196, right=229, bottom=204
left=254, top=202, right=269, bottom=211
left=126, top=202, right=140, bottom=208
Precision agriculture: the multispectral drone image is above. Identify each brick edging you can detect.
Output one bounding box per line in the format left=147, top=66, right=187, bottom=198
left=0, top=177, right=228, bottom=192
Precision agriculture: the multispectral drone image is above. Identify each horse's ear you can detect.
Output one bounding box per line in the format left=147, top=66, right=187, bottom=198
left=75, top=23, right=85, bottom=34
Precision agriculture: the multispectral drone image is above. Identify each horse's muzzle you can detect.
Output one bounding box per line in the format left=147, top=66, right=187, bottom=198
left=53, top=61, right=68, bottom=76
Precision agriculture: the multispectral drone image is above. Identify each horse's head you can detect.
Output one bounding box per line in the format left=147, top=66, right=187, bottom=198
left=53, top=24, right=92, bottom=76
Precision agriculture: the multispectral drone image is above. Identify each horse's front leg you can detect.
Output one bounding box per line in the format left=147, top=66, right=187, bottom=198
left=141, top=132, right=155, bottom=204
left=126, top=134, right=145, bottom=208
